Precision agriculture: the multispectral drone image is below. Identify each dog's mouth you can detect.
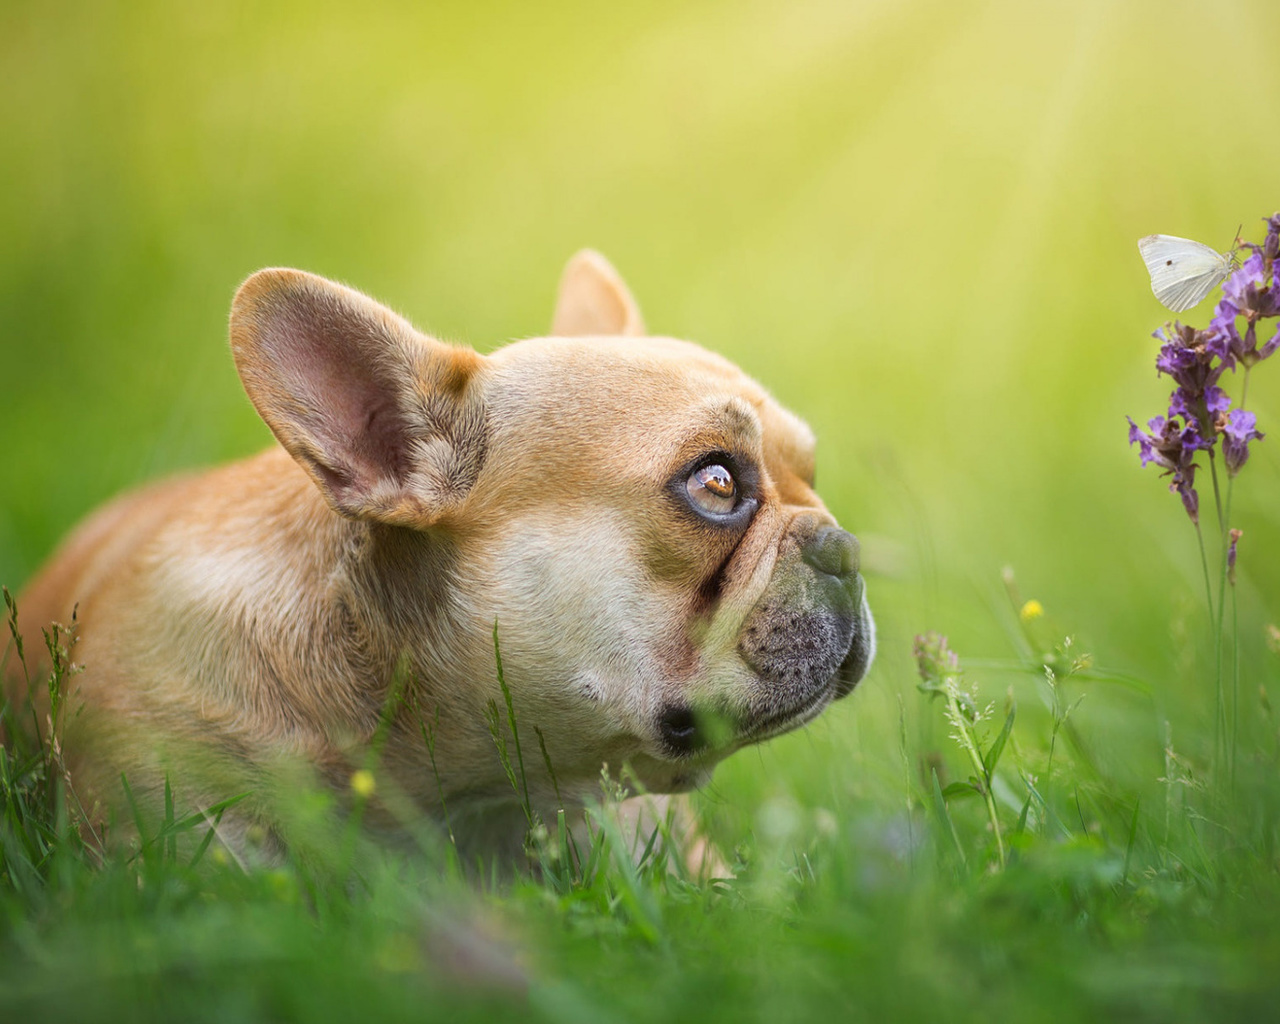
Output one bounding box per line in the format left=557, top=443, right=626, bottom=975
left=655, top=684, right=832, bottom=760
left=736, top=685, right=834, bottom=744
left=656, top=660, right=861, bottom=759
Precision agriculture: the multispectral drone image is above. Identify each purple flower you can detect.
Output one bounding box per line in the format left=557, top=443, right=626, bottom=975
left=1208, top=245, right=1280, bottom=368
left=1220, top=252, right=1272, bottom=313
left=1263, top=322, right=1280, bottom=363
left=1153, top=322, right=1227, bottom=427
left=1127, top=414, right=1210, bottom=523
left=1169, top=383, right=1230, bottom=423
left=1132, top=213, right=1277, bottom=523
left=1207, top=300, right=1245, bottom=366
left=1205, top=385, right=1230, bottom=415
left=1220, top=408, right=1264, bottom=476
left=1174, top=471, right=1200, bottom=523
left=913, top=632, right=959, bottom=684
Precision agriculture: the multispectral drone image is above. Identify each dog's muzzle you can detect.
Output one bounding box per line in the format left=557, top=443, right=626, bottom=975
left=657, top=525, right=874, bottom=758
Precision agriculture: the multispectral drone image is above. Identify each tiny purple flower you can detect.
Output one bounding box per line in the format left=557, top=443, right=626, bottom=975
left=1208, top=242, right=1280, bottom=368
left=1152, top=322, right=1227, bottom=429
left=1207, top=300, right=1243, bottom=366
left=1220, top=408, right=1264, bottom=476
left=1127, top=414, right=1210, bottom=524
left=1127, top=415, right=1158, bottom=466
left=1221, top=251, right=1268, bottom=312
left=1173, top=467, right=1199, bottom=523
left=1169, top=383, right=1230, bottom=423
left=913, top=632, right=959, bottom=684
left=1262, top=321, right=1280, bottom=363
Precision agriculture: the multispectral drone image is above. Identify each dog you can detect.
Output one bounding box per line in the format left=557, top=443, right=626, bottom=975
left=6, top=251, right=874, bottom=858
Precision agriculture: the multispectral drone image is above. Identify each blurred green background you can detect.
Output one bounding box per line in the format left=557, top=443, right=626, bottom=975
left=3, top=0, right=1280, bottom=787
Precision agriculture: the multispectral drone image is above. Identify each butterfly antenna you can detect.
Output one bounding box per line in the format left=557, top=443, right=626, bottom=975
left=1225, top=223, right=1244, bottom=268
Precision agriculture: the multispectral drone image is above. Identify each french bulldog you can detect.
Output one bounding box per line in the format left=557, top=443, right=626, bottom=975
left=6, top=251, right=874, bottom=856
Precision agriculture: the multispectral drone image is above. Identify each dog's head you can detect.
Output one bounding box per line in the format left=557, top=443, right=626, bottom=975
left=230, top=253, right=873, bottom=799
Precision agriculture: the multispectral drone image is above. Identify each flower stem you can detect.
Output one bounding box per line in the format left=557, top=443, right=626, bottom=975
left=1204, top=449, right=1228, bottom=785
left=1194, top=522, right=1215, bottom=626
left=1230, top=582, right=1239, bottom=787
left=1213, top=469, right=1235, bottom=792
left=1192, top=517, right=1220, bottom=783
left=945, top=683, right=1006, bottom=869
left=1207, top=448, right=1225, bottom=536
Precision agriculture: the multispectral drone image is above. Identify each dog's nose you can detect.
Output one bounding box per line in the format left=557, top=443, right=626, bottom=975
left=801, top=526, right=860, bottom=578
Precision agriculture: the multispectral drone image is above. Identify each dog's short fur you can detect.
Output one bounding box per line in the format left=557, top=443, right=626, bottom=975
left=7, top=252, right=873, bottom=855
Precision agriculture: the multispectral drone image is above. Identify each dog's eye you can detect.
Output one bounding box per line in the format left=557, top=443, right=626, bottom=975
left=687, top=464, right=737, bottom=515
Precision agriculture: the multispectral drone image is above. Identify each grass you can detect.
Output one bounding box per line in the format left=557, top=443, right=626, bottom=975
left=5, top=0, right=1280, bottom=1018
left=3, top=572, right=1280, bottom=1022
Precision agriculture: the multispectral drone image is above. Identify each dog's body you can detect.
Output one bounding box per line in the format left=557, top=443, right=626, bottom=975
left=7, top=253, right=873, bottom=855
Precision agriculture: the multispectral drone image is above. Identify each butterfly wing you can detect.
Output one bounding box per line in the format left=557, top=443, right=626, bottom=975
left=1154, top=269, right=1232, bottom=314
left=1138, top=234, right=1232, bottom=313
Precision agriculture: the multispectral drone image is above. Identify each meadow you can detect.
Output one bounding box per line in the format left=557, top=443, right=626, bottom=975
left=3, top=0, right=1280, bottom=1019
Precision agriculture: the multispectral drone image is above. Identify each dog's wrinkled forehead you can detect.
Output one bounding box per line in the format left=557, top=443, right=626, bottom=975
left=480, top=335, right=817, bottom=497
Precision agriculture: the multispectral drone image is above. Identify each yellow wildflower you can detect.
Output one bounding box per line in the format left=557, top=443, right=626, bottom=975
left=350, top=769, right=376, bottom=798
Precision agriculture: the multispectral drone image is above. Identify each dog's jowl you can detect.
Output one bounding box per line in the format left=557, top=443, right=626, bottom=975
left=6, top=251, right=874, bottom=853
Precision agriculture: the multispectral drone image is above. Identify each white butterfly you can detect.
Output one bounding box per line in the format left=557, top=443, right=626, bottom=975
left=1138, top=233, right=1237, bottom=313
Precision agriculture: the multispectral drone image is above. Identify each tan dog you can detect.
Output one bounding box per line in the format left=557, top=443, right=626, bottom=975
left=7, top=252, right=874, bottom=856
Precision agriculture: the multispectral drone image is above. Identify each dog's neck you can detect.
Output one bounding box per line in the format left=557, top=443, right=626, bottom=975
left=320, top=500, right=519, bottom=806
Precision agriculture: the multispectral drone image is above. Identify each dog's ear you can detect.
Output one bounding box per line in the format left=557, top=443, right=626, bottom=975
left=551, top=250, right=646, bottom=337
left=230, top=269, right=488, bottom=527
